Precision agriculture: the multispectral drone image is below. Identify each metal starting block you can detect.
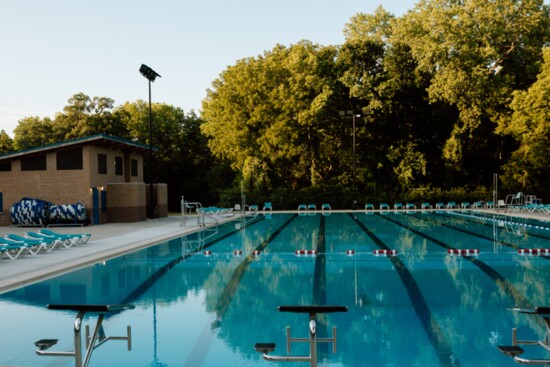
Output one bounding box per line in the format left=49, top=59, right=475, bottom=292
left=254, top=305, right=347, bottom=367
left=498, top=306, right=550, bottom=365
left=34, top=304, right=134, bottom=367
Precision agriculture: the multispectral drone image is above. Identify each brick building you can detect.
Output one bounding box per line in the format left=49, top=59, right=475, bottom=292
left=0, top=134, right=167, bottom=226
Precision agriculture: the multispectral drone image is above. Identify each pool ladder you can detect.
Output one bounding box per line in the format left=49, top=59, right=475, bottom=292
left=255, top=305, right=347, bottom=367
left=34, top=304, right=134, bottom=367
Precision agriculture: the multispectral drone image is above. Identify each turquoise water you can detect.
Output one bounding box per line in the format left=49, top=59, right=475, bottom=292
left=1, top=211, right=549, bottom=366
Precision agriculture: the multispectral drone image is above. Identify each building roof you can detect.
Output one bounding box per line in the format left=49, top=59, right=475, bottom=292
left=0, top=134, right=156, bottom=162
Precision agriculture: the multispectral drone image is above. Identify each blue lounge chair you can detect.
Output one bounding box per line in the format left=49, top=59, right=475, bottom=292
left=321, top=203, right=331, bottom=216
left=365, top=203, right=374, bottom=211
left=6, top=234, right=55, bottom=252
left=447, top=202, right=457, bottom=209
left=394, top=203, right=404, bottom=210
left=308, top=204, right=317, bottom=211
left=421, top=202, right=432, bottom=210
left=472, top=201, right=484, bottom=208
left=263, top=202, right=272, bottom=212
left=297, top=204, right=307, bottom=211
left=26, top=231, right=73, bottom=249
left=0, top=237, right=39, bottom=256
left=39, top=229, right=91, bottom=245
left=380, top=203, right=390, bottom=211
left=435, top=202, right=445, bottom=209
left=486, top=201, right=495, bottom=208
left=0, top=238, right=31, bottom=260
left=461, top=202, right=470, bottom=209
left=406, top=203, right=416, bottom=210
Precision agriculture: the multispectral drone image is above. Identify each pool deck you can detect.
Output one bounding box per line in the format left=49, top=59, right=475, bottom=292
left=0, top=214, right=216, bottom=294
left=0, top=208, right=548, bottom=295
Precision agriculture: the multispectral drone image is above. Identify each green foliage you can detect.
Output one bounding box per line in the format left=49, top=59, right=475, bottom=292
left=500, top=47, right=550, bottom=195
left=0, top=130, right=13, bottom=154
left=202, top=41, right=348, bottom=189
left=391, top=0, right=550, bottom=170
left=13, top=116, right=55, bottom=150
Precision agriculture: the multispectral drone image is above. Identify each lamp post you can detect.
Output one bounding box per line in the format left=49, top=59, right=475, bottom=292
left=339, top=111, right=361, bottom=202
left=139, top=64, right=161, bottom=219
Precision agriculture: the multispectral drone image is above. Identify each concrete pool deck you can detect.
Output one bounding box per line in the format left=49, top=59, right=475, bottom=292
left=0, top=214, right=215, bottom=294
left=0, top=208, right=548, bottom=295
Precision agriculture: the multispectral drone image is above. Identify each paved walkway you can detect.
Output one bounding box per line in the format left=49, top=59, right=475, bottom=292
left=0, top=215, right=209, bottom=294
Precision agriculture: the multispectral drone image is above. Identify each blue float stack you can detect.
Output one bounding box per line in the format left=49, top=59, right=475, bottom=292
left=10, top=198, right=86, bottom=226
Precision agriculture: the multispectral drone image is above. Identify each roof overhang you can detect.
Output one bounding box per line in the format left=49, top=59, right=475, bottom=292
left=0, top=134, right=157, bottom=162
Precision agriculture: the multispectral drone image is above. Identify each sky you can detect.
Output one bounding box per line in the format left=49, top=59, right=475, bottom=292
left=0, top=0, right=480, bottom=137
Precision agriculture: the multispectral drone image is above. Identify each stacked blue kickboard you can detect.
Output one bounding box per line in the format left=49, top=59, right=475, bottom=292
left=10, top=198, right=87, bottom=226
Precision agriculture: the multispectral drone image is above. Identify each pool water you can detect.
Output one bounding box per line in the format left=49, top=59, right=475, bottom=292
left=1, top=211, right=549, bottom=366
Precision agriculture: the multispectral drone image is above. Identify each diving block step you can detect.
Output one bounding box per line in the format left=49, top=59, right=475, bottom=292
left=498, top=345, right=524, bottom=357
left=34, top=339, right=58, bottom=351
left=255, top=343, right=276, bottom=353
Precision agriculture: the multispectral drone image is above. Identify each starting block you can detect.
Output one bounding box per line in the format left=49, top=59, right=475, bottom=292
left=254, top=305, right=347, bottom=367
left=35, top=304, right=134, bottom=367
left=498, top=306, right=550, bottom=365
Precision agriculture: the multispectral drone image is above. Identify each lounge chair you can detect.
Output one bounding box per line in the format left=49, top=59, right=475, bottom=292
left=406, top=203, right=416, bottom=210
left=247, top=204, right=259, bottom=212
left=0, top=241, right=29, bottom=260
left=435, top=202, right=445, bottom=209
left=263, top=202, right=272, bottom=212
left=460, top=202, right=470, bottom=209
left=26, top=231, right=73, bottom=249
left=0, top=237, right=41, bottom=256
left=38, top=229, right=91, bottom=245
left=394, top=203, right=404, bottom=210
left=421, top=202, right=432, bottom=210
left=321, top=203, right=331, bottom=216
left=297, top=204, right=307, bottom=211
left=447, top=202, right=457, bottom=209
left=308, top=204, right=317, bottom=211
left=380, top=203, right=390, bottom=211
left=365, top=203, right=374, bottom=211
left=486, top=201, right=495, bottom=208
left=6, top=234, right=56, bottom=252
left=472, top=201, right=485, bottom=208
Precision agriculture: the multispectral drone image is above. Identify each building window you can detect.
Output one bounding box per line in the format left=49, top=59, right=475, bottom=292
left=57, top=147, right=83, bottom=170
left=21, top=154, right=47, bottom=171
left=115, top=156, right=123, bottom=176
left=131, top=159, right=138, bottom=177
left=98, top=154, right=107, bottom=174
left=0, top=161, right=11, bottom=171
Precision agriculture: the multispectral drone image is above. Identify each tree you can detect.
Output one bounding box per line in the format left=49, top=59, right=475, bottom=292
left=13, top=116, right=55, bottom=150
left=343, top=5, right=395, bottom=44
left=390, top=0, right=550, bottom=177
left=0, top=130, right=13, bottom=154
left=202, top=41, right=346, bottom=190
left=117, top=101, right=216, bottom=207
left=54, top=93, right=128, bottom=140
left=499, top=47, right=550, bottom=196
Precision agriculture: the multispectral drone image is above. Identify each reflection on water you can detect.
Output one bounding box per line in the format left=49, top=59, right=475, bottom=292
left=0, top=212, right=549, bottom=367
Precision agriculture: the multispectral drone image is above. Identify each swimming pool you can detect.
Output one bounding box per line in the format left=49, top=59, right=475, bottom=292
left=1, top=211, right=549, bottom=366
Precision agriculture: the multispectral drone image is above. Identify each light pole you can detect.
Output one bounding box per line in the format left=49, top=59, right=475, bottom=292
left=339, top=110, right=361, bottom=202
left=139, top=64, right=161, bottom=219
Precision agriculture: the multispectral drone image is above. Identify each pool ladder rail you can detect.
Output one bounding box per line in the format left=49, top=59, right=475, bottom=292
left=498, top=306, right=550, bottom=365
left=254, top=305, right=348, bottom=367
left=34, top=304, right=134, bottom=367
